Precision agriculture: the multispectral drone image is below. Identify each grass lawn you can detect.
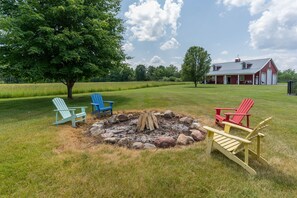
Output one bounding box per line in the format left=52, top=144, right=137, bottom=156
left=0, top=83, right=297, bottom=197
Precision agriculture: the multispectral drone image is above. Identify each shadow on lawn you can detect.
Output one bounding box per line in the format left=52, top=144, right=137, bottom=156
left=257, top=165, right=297, bottom=190
left=0, top=94, right=131, bottom=123
left=211, top=151, right=297, bottom=190
left=183, top=85, right=216, bottom=89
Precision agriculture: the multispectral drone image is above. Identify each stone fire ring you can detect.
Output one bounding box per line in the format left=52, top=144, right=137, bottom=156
left=86, top=110, right=206, bottom=150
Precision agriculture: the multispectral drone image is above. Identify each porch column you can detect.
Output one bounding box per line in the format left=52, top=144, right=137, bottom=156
left=224, top=75, right=227, bottom=84
left=237, top=75, right=240, bottom=85
left=252, top=74, right=255, bottom=85
left=215, top=75, right=217, bottom=84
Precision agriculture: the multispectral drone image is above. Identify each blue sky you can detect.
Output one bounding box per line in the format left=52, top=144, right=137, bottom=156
left=120, top=0, right=297, bottom=71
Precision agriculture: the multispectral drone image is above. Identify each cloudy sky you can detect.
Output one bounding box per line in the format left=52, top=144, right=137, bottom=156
left=120, top=0, right=297, bottom=71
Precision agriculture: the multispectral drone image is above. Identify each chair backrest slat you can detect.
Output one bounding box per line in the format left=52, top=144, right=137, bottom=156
left=52, top=98, right=71, bottom=119
left=232, top=98, right=254, bottom=123
left=233, top=117, right=272, bottom=153
left=91, top=93, right=104, bottom=108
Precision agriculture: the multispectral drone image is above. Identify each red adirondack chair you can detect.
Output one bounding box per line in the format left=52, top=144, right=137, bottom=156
left=215, top=98, right=254, bottom=128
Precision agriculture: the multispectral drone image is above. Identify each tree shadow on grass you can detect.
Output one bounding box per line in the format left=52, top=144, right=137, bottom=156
left=0, top=94, right=131, bottom=123
left=183, top=85, right=216, bottom=89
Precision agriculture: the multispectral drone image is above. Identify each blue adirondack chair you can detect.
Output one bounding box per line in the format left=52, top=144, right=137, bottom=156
left=91, top=93, right=113, bottom=117
left=52, top=97, right=87, bottom=127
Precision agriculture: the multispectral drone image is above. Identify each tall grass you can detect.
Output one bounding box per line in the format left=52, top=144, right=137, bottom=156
left=0, top=83, right=297, bottom=197
left=0, top=81, right=189, bottom=98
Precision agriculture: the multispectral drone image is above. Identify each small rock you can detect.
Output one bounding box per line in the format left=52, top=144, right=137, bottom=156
left=118, top=137, right=131, bottom=147
left=128, top=114, right=134, bottom=119
left=197, top=127, right=207, bottom=134
left=154, top=112, right=162, bottom=116
left=90, top=128, right=105, bottom=136
left=190, top=122, right=201, bottom=129
left=163, top=110, right=175, bottom=118
left=108, top=115, right=119, bottom=124
left=179, top=117, right=193, bottom=124
left=140, top=135, right=147, bottom=143
left=176, top=134, right=194, bottom=145
left=132, top=142, right=144, bottom=149
left=104, top=137, right=118, bottom=144
left=143, top=143, right=157, bottom=149
left=117, top=114, right=129, bottom=122
left=129, top=119, right=138, bottom=126
left=190, top=130, right=205, bottom=141
left=171, top=124, right=189, bottom=132
left=101, top=132, right=114, bottom=138
left=154, top=136, right=176, bottom=148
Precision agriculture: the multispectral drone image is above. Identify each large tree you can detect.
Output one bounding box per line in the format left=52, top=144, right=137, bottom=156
left=0, top=0, right=125, bottom=98
left=181, top=46, right=211, bottom=87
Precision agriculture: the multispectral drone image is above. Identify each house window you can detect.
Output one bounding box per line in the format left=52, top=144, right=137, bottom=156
left=242, top=62, right=252, bottom=69
left=213, top=65, right=222, bottom=71
left=242, top=62, right=247, bottom=69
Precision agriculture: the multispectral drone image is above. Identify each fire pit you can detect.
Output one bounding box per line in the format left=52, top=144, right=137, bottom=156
left=86, top=110, right=206, bottom=149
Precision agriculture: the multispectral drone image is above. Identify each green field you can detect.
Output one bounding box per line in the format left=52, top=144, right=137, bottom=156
left=0, top=83, right=297, bottom=197
left=0, top=81, right=188, bottom=98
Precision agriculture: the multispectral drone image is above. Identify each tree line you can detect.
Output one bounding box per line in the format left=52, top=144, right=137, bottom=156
left=277, top=69, right=297, bottom=82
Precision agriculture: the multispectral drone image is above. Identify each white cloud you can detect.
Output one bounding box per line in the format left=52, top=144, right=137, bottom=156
left=160, top=38, right=180, bottom=50
left=221, top=50, right=229, bottom=55
left=220, top=0, right=297, bottom=51
left=125, top=0, right=184, bottom=41
left=218, top=0, right=266, bottom=15
left=249, top=0, right=297, bottom=50
left=149, top=55, right=165, bottom=65
left=122, top=41, right=135, bottom=52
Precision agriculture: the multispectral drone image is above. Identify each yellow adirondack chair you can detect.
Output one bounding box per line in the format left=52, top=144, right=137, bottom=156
left=203, top=117, right=272, bottom=175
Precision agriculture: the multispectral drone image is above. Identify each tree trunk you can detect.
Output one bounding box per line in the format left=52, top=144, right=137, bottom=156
left=66, top=82, right=75, bottom=99
left=194, top=80, right=197, bottom=87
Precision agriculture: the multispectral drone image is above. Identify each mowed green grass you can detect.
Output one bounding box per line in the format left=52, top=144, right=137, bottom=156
left=1, top=83, right=297, bottom=197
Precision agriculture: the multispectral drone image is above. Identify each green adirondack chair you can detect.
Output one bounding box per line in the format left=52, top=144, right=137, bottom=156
left=52, top=97, right=87, bottom=127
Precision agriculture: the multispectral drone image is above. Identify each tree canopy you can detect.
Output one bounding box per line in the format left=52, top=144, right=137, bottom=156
left=181, top=46, right=211, bottom=87
left=0, top=0, right=125, bottom=98
left=278, top=69, right=297, bottom=82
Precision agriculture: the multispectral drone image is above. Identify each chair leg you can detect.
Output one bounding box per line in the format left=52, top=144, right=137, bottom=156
left=71, top=119, right=76, bottom=128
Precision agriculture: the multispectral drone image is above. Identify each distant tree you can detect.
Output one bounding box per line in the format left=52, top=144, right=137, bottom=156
left=146, top=66, right=157, bottom=81
left=278, top=69, right=297, bottom=82
left=165, top=65, right=180, bottom=78
left=135, top=64, right=146, bottom=81
left=182, top=46, right=211, bottom=87
left=154, top=65, right=166, bottom=80
left=0, top=0, right=125, bottom=99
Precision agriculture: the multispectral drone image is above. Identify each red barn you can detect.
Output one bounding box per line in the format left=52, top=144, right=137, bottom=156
left=206, top=58, right=278, bottom=85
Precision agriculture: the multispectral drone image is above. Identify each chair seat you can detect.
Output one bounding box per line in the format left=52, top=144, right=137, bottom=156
left=214, top=134, right=240, bottom=152
left=98, top=106, right=112, bottom=111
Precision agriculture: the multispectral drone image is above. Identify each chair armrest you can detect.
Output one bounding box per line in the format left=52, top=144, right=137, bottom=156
left=203, top=126, right=251, bottom=143
left=222, top=121, right=253, bottom=133
left=54, top=109, right=75, bottom=111
left=215, top=108, right=236, bottom=115
left=68, top=106, right=88, bottom=109
left=224, top=112, right=250, bottom=116
left=104, top=101, right=114, bottom=104
left=215, top=108, right=236, bottom=110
